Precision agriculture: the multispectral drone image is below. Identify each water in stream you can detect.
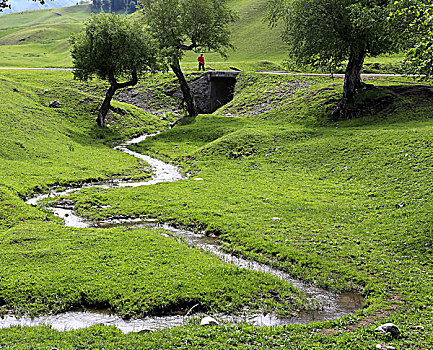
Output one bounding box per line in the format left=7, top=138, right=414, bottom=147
left=2, top=133, right=363, bottom=333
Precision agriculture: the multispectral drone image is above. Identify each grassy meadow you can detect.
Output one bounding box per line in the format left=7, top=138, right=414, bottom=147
left=0, top=1, right=431, bottom=349
left=0, top=67, right=431, bottom=348
left=0, top=0, right=404, bottom=71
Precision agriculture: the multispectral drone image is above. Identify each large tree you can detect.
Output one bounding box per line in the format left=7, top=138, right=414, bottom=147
left=69, top=14, right=160, bottom=127
left=139, top=0, right=237, bottom=117
left=268, top=0, right=403, bottom=119
left=392, top=0, right=433, bottom=78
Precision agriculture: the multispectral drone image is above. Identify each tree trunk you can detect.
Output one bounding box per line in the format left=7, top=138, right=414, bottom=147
left=97, top=83, right=116, bottom=127
left=96, top=71, right=138, bottom=127
left=171, top=58, right=197, bottom=117
left=343, top=49, right=366, bottom=105
left=332, top=49, right=366, bottom=120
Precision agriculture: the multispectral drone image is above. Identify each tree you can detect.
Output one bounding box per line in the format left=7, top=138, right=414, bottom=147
left=267, top=0, right=403, bottom=119
left=91, top=0, right=102, bottom=13
left=69, top=14, right=160, bottom=127
left=140, top=0, right=237, bottom=117
left=102, top=0, right=110, bottom=12
left=127, top=0, right=137, bottom=14
left=392, top=0, right=433, bottom=78
left=111, top=0, right=125, bottom=12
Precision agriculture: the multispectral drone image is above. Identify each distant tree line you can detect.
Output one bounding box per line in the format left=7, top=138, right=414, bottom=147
left=91, top=0, right=137, bottom=14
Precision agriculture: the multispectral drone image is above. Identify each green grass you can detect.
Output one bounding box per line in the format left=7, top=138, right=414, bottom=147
left=31, top=73, right=433, bottom=348
left=0, top=222, right=308, bottom=318
left=0, top=70, right=316, bottom=327
left=0, top=64, right=432, bottom=349
left=0, top=1, right=407, bottom=71
left=0, top=69, right=173, bottom=197
left=0, top=4, right=90, bottom=30
left=0, top=4, right=90, bottom=67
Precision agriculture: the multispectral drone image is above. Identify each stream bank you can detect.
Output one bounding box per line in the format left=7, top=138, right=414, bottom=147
left=2, top=132, right=364, bottom=333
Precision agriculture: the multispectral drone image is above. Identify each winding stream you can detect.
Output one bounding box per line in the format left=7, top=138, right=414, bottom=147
left=3, top=133, right=363, bottom=333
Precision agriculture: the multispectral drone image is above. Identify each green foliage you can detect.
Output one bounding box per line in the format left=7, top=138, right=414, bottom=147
left=140, top=0, right=238, bottom=60
left=267, top=0, right=402, bottom=72
left=392, top=0, right=433, bottom=78
left=69, top=13, right=159, bottom=82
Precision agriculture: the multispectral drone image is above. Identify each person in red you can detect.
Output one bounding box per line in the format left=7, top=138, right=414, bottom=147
left=198, top=54, right=205, bottom=71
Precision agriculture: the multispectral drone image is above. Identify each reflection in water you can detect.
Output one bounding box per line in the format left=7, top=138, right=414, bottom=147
left=12, top=133, right=363, bottom=333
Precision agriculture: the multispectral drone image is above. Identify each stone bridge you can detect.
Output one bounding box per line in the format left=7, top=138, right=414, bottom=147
left=190, top=70, right=241, bottom=114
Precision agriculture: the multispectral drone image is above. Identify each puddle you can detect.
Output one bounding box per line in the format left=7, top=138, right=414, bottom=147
left=11, top=132, right=364, bottom=333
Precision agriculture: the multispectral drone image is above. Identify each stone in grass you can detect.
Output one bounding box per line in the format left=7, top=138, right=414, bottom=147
left=200, top=316, right=219, bottom=326
left=270, top=217, right=281, bottom=221
left=375, top=323, right=401, bottom=337
left=49, top=100, right=61, bottom=108
left=376, top=344, right=396, bottom=350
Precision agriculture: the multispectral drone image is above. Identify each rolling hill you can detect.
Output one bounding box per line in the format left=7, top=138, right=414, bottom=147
left=0, top=0, right=288, bottom=69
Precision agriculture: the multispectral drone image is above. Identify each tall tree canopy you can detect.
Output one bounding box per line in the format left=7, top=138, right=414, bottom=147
left=140, top=0, right=237, bottom=117
left=70, top=13, right=160, bottom=127
left=392, top=0, right=433, bottom=78
left=268, top=0, right=403, bottom=119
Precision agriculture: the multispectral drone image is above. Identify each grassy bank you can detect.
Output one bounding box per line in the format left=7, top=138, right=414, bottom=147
left=0, top=70, right=321, bottom=333
left=32, top=73, right=433, bottom=348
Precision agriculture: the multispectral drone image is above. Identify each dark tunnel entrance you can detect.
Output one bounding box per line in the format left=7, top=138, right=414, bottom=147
left=190, top=71, right=240, bottom=114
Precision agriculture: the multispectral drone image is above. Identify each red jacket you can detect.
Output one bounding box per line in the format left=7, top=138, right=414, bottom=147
left=198, top=56, right=205, bottom=63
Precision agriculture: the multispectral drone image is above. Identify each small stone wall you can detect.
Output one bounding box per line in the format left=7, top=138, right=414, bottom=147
left=189, top=71, right=240, bottom=114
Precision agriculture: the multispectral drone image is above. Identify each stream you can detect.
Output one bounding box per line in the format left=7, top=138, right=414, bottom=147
left=3, top=133, right=363, bottom=333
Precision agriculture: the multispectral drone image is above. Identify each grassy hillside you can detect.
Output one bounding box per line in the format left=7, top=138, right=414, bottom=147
left=0, top=69, right=317, bottom=324
left=0, top=4, right=90, bottom=30
left=182, top=0, right=287, bottom=70
left=0, top=0, right=287, bottom=69
left=0, top=4, right=90, bottom=67
left=0, top=70, right=431, bottom=348
left=0, top=0, right=404, bottom=70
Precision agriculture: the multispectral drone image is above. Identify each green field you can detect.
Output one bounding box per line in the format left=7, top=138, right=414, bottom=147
left=0, top=68, right=432, bottom=348
left=0, top=1, right=431, bottom=348
left=0, top=1, right=404, bottom=71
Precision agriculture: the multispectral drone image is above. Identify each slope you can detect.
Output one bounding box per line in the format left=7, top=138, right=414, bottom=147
left=0, top=0, right=287, bottom=69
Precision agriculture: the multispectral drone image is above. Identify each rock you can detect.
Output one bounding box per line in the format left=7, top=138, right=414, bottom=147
left=49, top=100, right=61, bottom=108
left=375, top=323, right=401, bottom=337
left=270, top=217, right=281, bottom=221
left=412, top=325, right=424, bottom=330
left=376, top=344, right=396, bottom=350
left=194, top=178, right=204, bottom=181
left=200, top=316, right=219, bottom=326
left=54, top=198, right=75, bottom=209
left=137, top=328, right=152, bottom=334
